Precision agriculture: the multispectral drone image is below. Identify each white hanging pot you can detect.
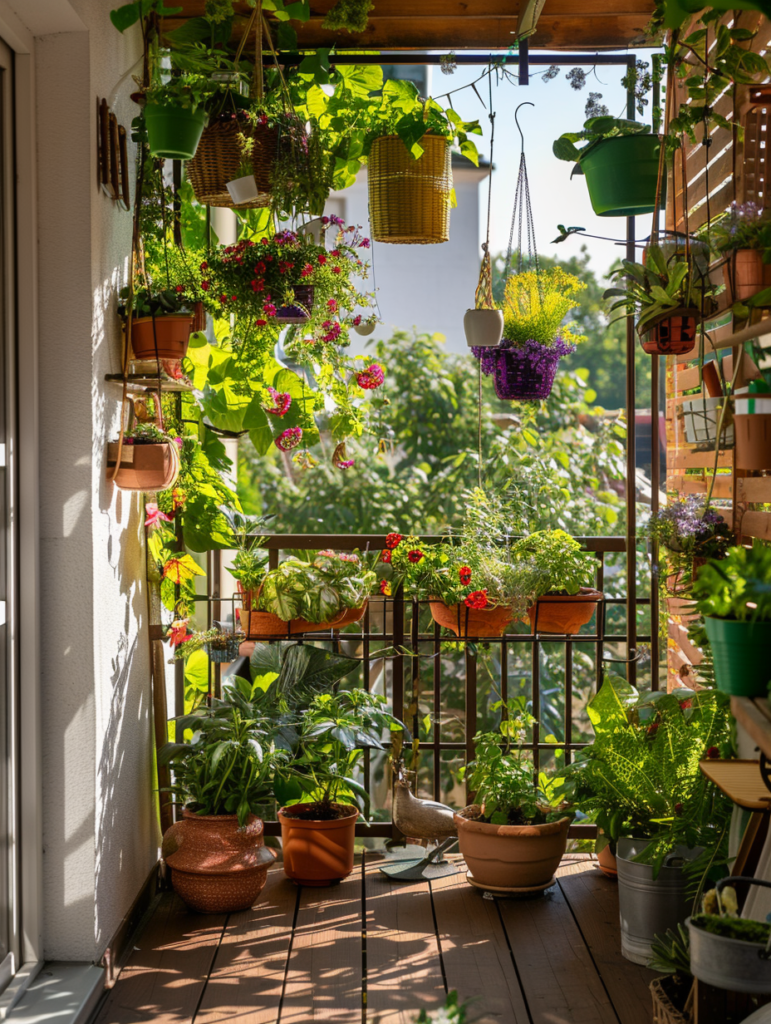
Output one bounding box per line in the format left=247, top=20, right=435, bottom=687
left=226, top=174, right=260, bottom=205
left=464, top=308, right=504, bottom=348
left=354, top=321, right=376, bottom=337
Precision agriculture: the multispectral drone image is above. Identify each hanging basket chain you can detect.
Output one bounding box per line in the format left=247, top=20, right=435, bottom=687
left=504, top=102, right=540, bottom=292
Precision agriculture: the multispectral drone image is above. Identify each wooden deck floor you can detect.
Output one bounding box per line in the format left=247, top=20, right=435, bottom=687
left=94, top=854, right=658, bottom=1024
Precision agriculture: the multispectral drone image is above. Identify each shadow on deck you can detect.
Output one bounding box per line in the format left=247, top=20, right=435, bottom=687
left=92, top=854, right=657, bottom=1024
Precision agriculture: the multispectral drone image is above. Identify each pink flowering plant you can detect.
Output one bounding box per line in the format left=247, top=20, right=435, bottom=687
left=257, top=549, right=377, bottom=623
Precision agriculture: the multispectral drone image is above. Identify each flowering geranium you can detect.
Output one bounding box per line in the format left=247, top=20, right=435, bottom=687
left=386, top=533, right=402, bottom=549
left=356, top=363, right=385, bottom=390
left=408, top=549, right=424, bottom=564
left=381, top=549, right=392, bottom=563
left=459, top=566, right=472, bottom=585
left=465, top=589, right=489, bottom=610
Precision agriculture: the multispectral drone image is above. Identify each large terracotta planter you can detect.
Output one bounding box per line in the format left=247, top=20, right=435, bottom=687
left=238, top=601, right=367, bottom=639
left=162, top=810, right=276, bottom=913
left=638, top=307, right=700, bottom=356
left=279, top=803, right=358, bottom=886
left=724, top=249, right=764, bottom=302
left=527, top=588, right=603, bottom=634
left=106, top=440, right=180, bottom=491
left=429, top=600, right=514, bottom=637
left=735, top=413, right=771, bottom=470
left=130, top=314, right=194, bottom=360
left=454, top=810, right=570, bottom=893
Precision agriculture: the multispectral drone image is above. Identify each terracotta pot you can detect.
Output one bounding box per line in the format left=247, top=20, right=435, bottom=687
left=106, top=440, right=180, bottom=491
left=238, top=601, right=367, bottom=639
left=735, top=413, right=771, bottom=471
left=724, top=249, right=764, bottom=302
left=527, top=588, right=603, bottom=634
left=130, top=314, right=194, bottom=361
left=454, top=811, right=570, bottom=891
left=597, top=844, right=618, bottom=879
left=638, top=307, right=700, bottom=356
left=279, top=803, right=358, bottom=886
left=428, top=600, right=514, bottom=637
left=162, top=809, right=276, bottom=914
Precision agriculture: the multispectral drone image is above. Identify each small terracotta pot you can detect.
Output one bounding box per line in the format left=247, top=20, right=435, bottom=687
left=429, top=600, right=514, bottom=637
left=527, top=588, right=603, bottom=634
left=638, top=307, right=700, bottom=356
left=106, top=440, right=180, bottom=491
left=724, top=249, right=764, bottom=302
left=597, top=844, right=618, bottom=879
left=238, top=601, right=367, bottom=639
left=455, top=811, right=570, bottom=891
left=279, top=803, right=358, bottom=886
left=130, top=314, right=194, bottom=361
left=162, top=810, right=276, bottom=914
left=735, top=413, right=771, bottom=471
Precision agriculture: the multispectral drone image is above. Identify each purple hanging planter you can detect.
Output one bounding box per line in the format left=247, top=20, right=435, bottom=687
left=472, top=338, right=576, bottom=401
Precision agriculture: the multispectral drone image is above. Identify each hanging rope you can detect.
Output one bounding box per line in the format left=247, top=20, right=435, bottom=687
left=504, top=102, right=540, bottom=289
left=474, top=77, right=496, bottom=311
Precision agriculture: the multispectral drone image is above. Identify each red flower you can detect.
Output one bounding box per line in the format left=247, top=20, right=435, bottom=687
left=255, top=261, right=266, bottom=273
left=275, top=427, right=302, bottom=452
left=220, top=294, right=228, bottom=303
left=255, top=318, right=268, bottom=327
left=332, top=266, right=342, bottom=274
left=318, top=253, right=327, bottom=264
left=459, top=566, right=472, bottom=585
left=167, top=618, right=189, bottom=646
left=201, top=280, right=210, bottom=291
left=330, top=249, right=341, bottom=257
left=465, top=590, right=488, bottom=610
left=706, top=746, right=720, bottom=759
left=301, top=263, right=314, bottom=277
left=381, top=549, right=392, bottom=563
left=385, top=533, right=402, bottom=549
left=357, top=364, right=385, bottom=390
left=327, top=299, right=337, bottom=311
left=674, top=803, right=683, bottom=815
left=647, top=722, right=659, bottom=738
left=231, top=295, right=237, bottom=301
left=680, top=698, right=692, bottom=709
left=352, top=315, right=362, bottom=326
left=144, top=502, right=174, bottom=529
left=175, top=285, right=184, bottom=293
left=200, top=261, right=208, bottom=271
left=263, top=303, right=277, bottom=317
left=380, top=579, right=392, bottom=596
left=407, top=549, right=424, bottom=564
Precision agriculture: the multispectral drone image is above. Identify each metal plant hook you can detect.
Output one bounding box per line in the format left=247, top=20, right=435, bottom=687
left=514, top=101, right=534, bottom=151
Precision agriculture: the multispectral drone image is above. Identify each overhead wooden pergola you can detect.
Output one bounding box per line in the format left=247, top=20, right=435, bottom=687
left=168, top=0, right=655, bottom=53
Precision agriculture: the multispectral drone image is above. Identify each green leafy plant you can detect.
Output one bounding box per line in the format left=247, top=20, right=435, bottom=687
left=553, top=115, right=652, bottom=163
left=413, top=992, right=468, bottom=1024
left=710, top=201, right=771, bottom=259
left=144, top=73, right=222, bottom=113
left=118, top=285, right=196, bottom=319
left=258, top=550, right=376, bottom=623
left=172, top=627, right=243, bottom=659
left=458, top=698, right=565, bottom=825
left=560, top=674, right=733, bottom=876
left=649, top=924, right=692, bottom=977
left=159, top=678, right=284, bottom=825
left=502, top=267, right=587, bottom=349
left=693, top=544, right=771, bottom=622
left=691, top=914, right=770, bottom=944
left=123, top=422, right=176, bottom=444
left=322, top=0, right=373, bottom=33
left=511, top=529, right=597, bottom=597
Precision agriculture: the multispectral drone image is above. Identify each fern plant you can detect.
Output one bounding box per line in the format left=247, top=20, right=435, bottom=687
left=560, top=674, right=733, bottom=876
left=693, top=544, right=771, bottom=622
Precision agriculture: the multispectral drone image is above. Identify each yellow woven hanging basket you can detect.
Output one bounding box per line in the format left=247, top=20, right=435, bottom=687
left=368, top=134, right=452, bottom=244
left=186, top=119, right=279, bottom=209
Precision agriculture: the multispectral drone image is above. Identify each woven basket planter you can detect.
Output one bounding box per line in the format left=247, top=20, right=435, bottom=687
left=187, top=119, right=279, bottom=209
left=638, top=307, right=700, bottom=356
left=368, top=134, right=452, bottom=244
left=473, top=341, right=570, bottom=401
left=650, top=978, right=692, bottom=1024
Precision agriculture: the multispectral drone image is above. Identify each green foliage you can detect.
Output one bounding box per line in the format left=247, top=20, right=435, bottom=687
left=502, top=267, right=587, bottom=348
left=414, top=991, right=468, bottom=1023
left=604, top=245, right=714, bottom=331
left=321, top=0, right=373, bottom=32
left=691, top=913, right=771, bottom=944
left=693, top=544, right=771, bottom=622
left=258, top=550, right=376, bottom=622
left=118, top=285, right=195, bottom=319
left=649, top=925, right=692, bottom=977
left=553, top=115, right=651, bottom=164
left=123, top=422, right=173, bottom=444
left=561, top=675, right=733, bottom=875
left=709, top=202, right=771, bottom=259
left=511, top=529, right=598, bottom=597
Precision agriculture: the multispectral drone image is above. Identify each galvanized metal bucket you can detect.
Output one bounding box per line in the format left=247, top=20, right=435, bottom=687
left=616, top=839, right=702, bottom=965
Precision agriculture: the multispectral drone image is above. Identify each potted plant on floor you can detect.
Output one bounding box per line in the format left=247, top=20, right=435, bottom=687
left=276, top=687, right=406, bottom=885
left=159, top=678, right=280, bottom=913
left=471, top=267, right=586, bottom=401
left=119, top=285, right=197, bottom=361
left=693, top=544, right=771, bottom=697
left=454, top=698, right=571, bottom=894
left=688, top=879, right=771, bottom=993
left=511, top=529, right=602, bottom=634
left=106, top=422, right=181, bottom=491
left=560, top=675, right=733, bottom=965
left=553, top=116, right=662, bottom=217
left=709, top=201, right=771, bottom=303
left=604, top=244, right=715, bottom=356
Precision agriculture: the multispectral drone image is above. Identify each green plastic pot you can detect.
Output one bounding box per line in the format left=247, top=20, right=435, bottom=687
left=704, top=616, right=771, bottom=697
left=578, top=135, right=664, bottom=218
left=144, top=103, right=207, bottom=160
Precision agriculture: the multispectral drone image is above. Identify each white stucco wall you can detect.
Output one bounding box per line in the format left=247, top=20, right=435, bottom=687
left=30, top=1, right=158, bottom=961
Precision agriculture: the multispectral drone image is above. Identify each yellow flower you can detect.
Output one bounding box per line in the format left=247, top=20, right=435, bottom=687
left=502, top=267, right=587, bottom=348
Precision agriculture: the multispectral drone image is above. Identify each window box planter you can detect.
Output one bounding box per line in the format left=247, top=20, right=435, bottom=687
left=161, top=809, right=276, bottom=913
left=368, top=134, right=452, bottom=244
left=703, top=616, right=771, bottom=697
left=454, top=810, right=570, bottom=894
left=428, top=600, right=514, bottom=638
left=145, top=103, right=207, bottom=161
left=526, top=588, right=603, bottom=634
left=238, top=601, right=367, bottom=639
left=278, top=803, right=358, bottom=885
left=463, top=308, right=504, bottom=348
left=106, top=439, right=180, bottom=491
left=578, top=134, right=664, bottom=218
left=130, top=314, right=194, bottom=361
left=187, top=118, right=279, bottom=209
left=638, top=307, right=700, bottom=356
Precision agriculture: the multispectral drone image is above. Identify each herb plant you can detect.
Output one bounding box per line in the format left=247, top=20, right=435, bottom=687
left=118, top=285, right=195, bottom=319
left=693, top=544, right=771, bottom=622
left=123, top=423, right=176, bottom=445
left=511, top=529, right=597, bottom=596
left=710, top=201, right=771, bottom=259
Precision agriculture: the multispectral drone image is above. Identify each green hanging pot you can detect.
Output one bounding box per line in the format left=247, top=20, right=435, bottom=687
left=704, top=616, right=771, bottom=697
left=144, top=103, right=207, bottom=161
left=577, top=135, right=664, bottom=218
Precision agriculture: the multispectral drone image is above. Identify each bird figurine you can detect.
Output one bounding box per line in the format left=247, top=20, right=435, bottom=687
left=379, top=762, right=459, bottom=882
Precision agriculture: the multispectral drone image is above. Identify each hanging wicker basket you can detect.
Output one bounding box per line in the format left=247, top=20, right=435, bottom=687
left=186, top=119, right=280, bottom=209
left=368, top=134, right=452, bottom=244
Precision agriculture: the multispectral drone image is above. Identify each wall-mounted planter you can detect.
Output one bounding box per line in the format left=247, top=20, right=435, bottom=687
left=428, top=600, right=514, bottom=637
left=638, top=307, right=700, bottom=356
left=681, top=396, right=734, bottom=448
left=704, top=616, right=771, bottom=696
left=368, top=134, right=452, bottom=244
left=279, top=803, right=358, bottom=885
left=204, top=636, right=243, bottom=662
left=238, top=601, right=367, bottom=639
left=130, top=314, right=194, bottom=361
left=145, top=103, right=207, bottom=161
left=106, top=440, right=180, bottom=491
left=578, top=134, right=664, bottom=218
left=527, top=588, right=603, bottom=634
left=454, top=811, right=570, bottom=894
left=162, top=810, right=275, bottom=913
left=464, top=309, right=504, bottom=348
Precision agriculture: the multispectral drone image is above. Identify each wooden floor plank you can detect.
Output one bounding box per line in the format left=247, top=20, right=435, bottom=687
left=195, top=869, right=299, bottom=1024
left=558, top=864, right=658, bottom=1024
left=364, top=860, right=445, bottom=1023
left=94, top=893, right=227, bottom=1024
left=430, top=868, right=531, bottom=1024
left=279, top=865, right=363, bottom=1023
left=498, top=877, right=618, bottom=1024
